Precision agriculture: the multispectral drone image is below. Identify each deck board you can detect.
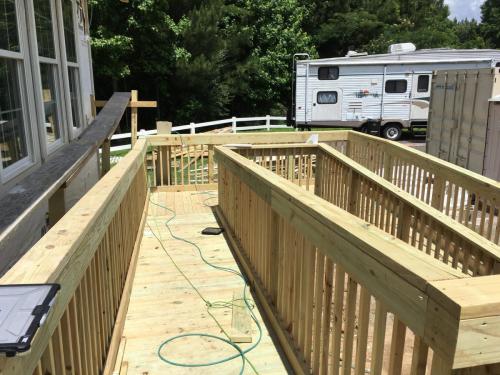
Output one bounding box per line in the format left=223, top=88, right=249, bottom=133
left=120, top=191, right=289, bottom=374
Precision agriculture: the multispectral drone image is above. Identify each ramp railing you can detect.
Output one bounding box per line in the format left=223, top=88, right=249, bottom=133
left=216, top=145, right=500, bottom=374
left=229, top=142, right=500, bottom=277
left=0, top=140, right=149, bottom=375
left=347, top=131, right=500, bottom=245
left=146, top=131, right=347, bottom=189
left=315, top=143, right=500, bottom=277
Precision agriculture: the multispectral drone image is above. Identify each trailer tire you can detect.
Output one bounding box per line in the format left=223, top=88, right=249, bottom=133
left=382, top=123, right=402, bottom=141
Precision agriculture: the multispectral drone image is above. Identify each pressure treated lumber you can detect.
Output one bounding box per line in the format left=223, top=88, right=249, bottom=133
left=0, top=139, right=147, bottom=375
left=216, top=146, right=467, bottom=372
left=119, top=191, right=289, bottom=374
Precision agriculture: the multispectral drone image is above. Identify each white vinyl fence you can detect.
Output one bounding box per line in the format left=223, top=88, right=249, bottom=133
left=109, top=115, right=289, bottom=152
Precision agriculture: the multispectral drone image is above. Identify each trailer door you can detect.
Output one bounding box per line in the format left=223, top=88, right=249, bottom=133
left=410, top=74, right=431, bottom=121
left=311, top=90, right=342, bottom=122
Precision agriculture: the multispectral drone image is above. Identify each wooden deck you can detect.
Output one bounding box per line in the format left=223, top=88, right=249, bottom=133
left=117, top=191, right=289, bottom=374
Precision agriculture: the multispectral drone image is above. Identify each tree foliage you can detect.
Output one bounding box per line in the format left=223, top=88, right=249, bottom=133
left=481, top=0, right=500, bottom=48
left=89, top=0, right=492, bottom=128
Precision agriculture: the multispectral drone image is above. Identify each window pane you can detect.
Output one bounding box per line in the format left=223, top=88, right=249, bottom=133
left=0, top=58, right=28, bottom=168
left=34, top=0, right=55, bottom=59
left=318, top=66, right=339, bottom=80
left=40, top=63, right=61, bottom=143
left=0, top=0, right=19, bottom=52
left=68, top=67, right=82, bottom=128
left=62, top=0, right=76, bottom=63
left=317, top=91, right=337, bottom=104
left=417, top=75, right=430, bottom=92
left=385, top=79, right=407, bottom=93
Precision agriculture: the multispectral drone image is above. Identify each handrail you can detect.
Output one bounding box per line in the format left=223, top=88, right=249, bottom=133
left=347, top=131, right=500, bottom=244
left=0, top=139, right=148, bottom=375
left=215, top=145, right=500, bottom=372
left=317, top=143, right=500, bottom=276
left=231, top=141, right=500, bottom=276
left=0, top=92, right=131, bottom=276
left=147, top=131, right=348, bottom=188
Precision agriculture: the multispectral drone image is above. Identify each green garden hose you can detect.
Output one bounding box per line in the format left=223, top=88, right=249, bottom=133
left=147, top=192, right=262, bottom=374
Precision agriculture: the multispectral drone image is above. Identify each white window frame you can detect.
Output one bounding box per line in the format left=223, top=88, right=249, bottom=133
left=0, top=0, right=88, bottom=184
left=57, top=0, right=85, bottom=139
left=0, top=0, right=40, bottom=183
left=25, top=0, right=69, bottom=157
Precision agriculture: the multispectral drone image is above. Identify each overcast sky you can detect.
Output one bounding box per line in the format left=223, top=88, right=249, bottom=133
left=444, top=0, right=485, bottom=21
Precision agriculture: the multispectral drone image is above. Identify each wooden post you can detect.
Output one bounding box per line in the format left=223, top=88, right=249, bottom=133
left=156, top=121, right=172, bottom=135
left=90, top=94, right=97, bottom=118
left=48, top=186, right=66, bottom=227
left=102, top=139, right=111, bottom=176
left=287, top=154, right=294, bottom=181
left=232, top=117, right=237, bottom=133
left=348, top=170, right=359, bottom=215
left=397, top=203, right=412, bottom=242
left=156, top=121, right=172, bottom=186
left=208, top=145, right=215, bottom=182
left=383, top=152, right=392, bottom=181
left=130, top=90, right=138, bottom=147
left=431, top=176, right=445, bottom=211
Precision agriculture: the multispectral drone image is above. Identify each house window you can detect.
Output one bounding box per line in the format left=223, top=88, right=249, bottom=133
left=417, top=75, right=430, bottom=92
left=68, top=66, right=82, bottom=128
left=34, top=0, right=63, bottom=145
left=385, top=79, right=407, bottom=93
left=318, top=66, right=339, bottom=80
left=0, top=58, right=29, bottom=169
left=39, top=63, right=61, bottom=142
left=0, top=0, right=31, bottom=172
left=0, top=0, right=20, bottom=52
left=317, top=91, right=338, bottom=104
left=62, top=0, right=83, bottom=129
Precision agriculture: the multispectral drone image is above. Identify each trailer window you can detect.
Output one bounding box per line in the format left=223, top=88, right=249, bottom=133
left=318, top=66, right=339, bottom=80
left=417, top=75, right=430, bottom=92
left=317, top=91, right=338, bottom=104
left=385, top=79, right=407, bottom=93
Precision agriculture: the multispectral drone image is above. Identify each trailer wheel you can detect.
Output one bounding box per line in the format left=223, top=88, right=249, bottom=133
left=382, top=124, right=402, bottom=141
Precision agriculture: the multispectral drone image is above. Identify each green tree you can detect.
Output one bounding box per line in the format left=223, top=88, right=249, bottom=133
left=224, top=0, right=316, bottom=115
left=170, top=0, right=233, bottom=124
left=453, top=19, right=487, bottom=49
left=314, top=11, right=384, bottom=57
left=89, top=0, right=489, bottom=129
left=481, top=0, right=500, bottom=47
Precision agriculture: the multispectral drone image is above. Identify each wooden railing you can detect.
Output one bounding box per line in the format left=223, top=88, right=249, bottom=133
left=215, top=145, right=500, bottom=374
left=146, top=131, right=347, bottom=190
left=347, top=131, right=500, bottom=245
left=0, top=140, right=149, bottom=375
left=230, top=143, right=500, bottom=277
left=0, top=93, right=130, bottom=275
left=315, top=143, right=500, bottom=277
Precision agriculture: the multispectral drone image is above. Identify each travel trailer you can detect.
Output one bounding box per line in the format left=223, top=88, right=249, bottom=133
left=293, top=44, right=500, bottom=140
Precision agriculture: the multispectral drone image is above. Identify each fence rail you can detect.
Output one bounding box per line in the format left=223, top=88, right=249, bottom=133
left=109, top=115, right=289, bottom=152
